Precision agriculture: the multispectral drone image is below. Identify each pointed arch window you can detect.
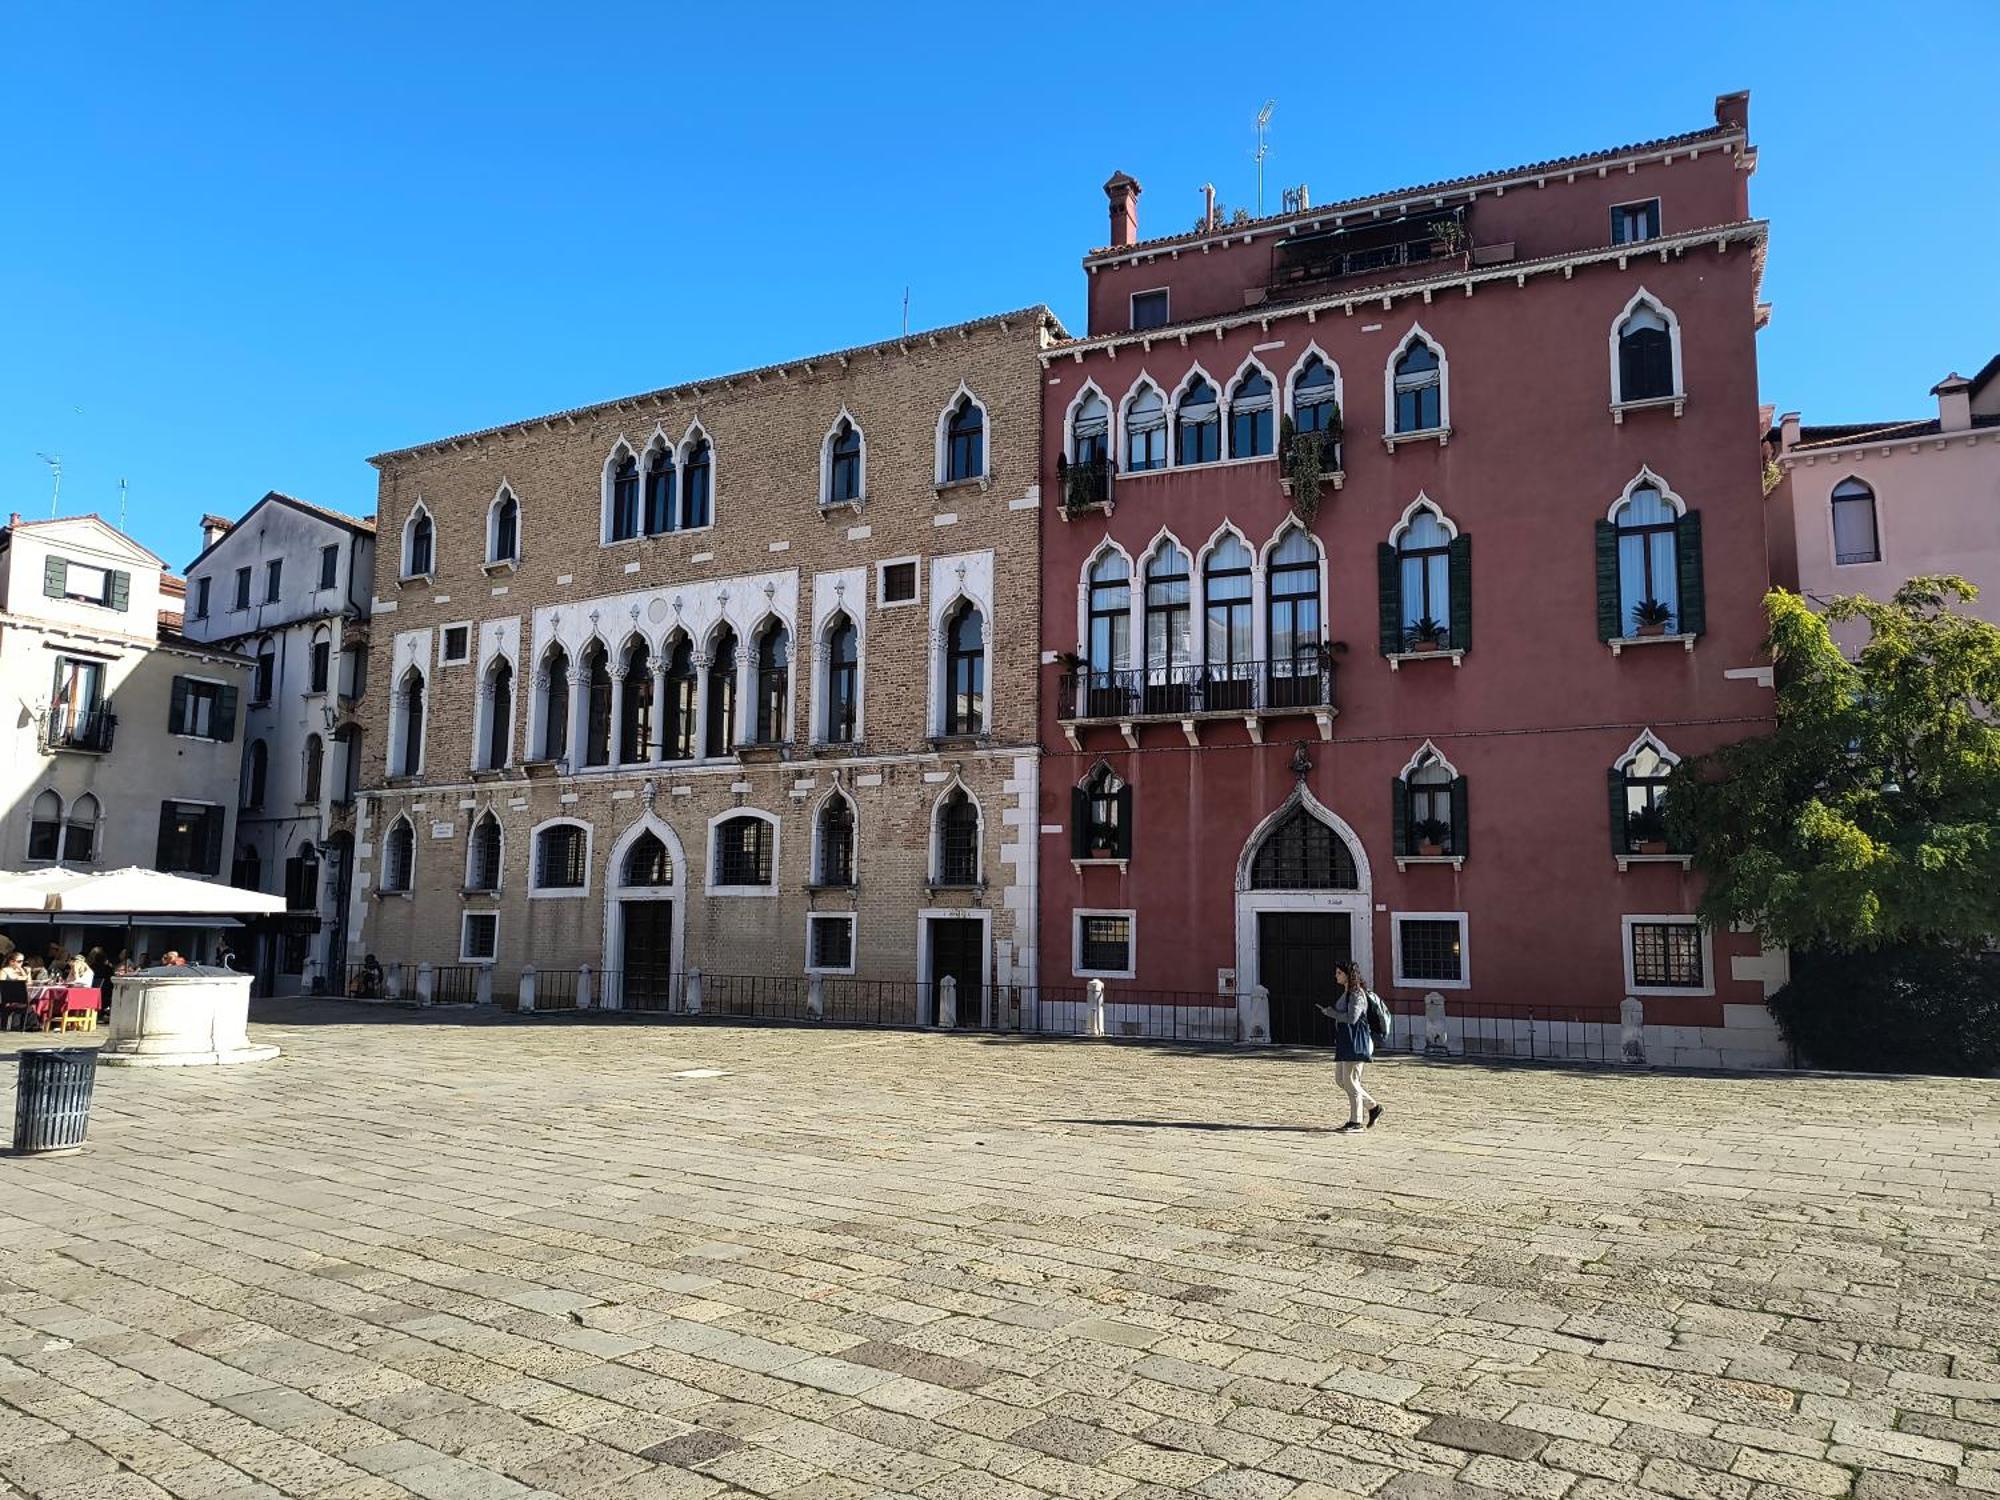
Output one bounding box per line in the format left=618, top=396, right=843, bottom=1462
left=680, top=435, right=712, bottom=530
left=1071, top=391, right=1109, bottom=466
left=483, top=659, right=513, bottom=770
left=303, top=734, right=325, bottom=802
left=539, top=646, right=570, bottom=761
left=1266, top=531, right=1325, bottom=707
left=65, top=792, right=99, bottom=863
left=403, top=510, right=434, bottom=578
left=582, top=642, right=612, bottom=767
left=1832, top=478, right=1881, bottom=565
left=1143, top=543, right=1192, bottom=712
left=624, top=830, right=673, bottom=887
left=619, top=640, right=652, bottom=762
left=705, top=627, right=737, bottom=757
left=1229, top=368, right=1275, bottom=458
left=1393, top=749, right=1466, bottom=859
left=935, top=788, right=980, bottom=886
left=826, top=418, right=862, bottom=504
left=1203, top=535, right=1254, bottom=704
left=644, top=444, right=676, bottom=535
left=28, top=789, right=63, bottom=862
left=754, top=622, right=790, bottom=745
left=1380, top=504, right=1471, bottom=655
left=1072, top=765, right=1131, bottom=861
left=1617, top=303, right=1675, bottom=403
left=944, top=394, right=984, bottom=482
left=1392, top=339, right=1442, bottom=434
left=234, top=843, right=262, bottom=892
left=1124, top=383, right=1166, bottom=472
left=609, top=452, right=641, bottom=542
left=382, top=818, right=414, bottom=893
left=397, top=669, right=424, bottom=776
left=1250, top=805, right=1358, bottom=890
left=816, top=792, right=855, bottom=887
left=489, top=489, right=519, bottom=564
left=1611, top=737, right=1681, bottom=856
left=1292, top=355, right=1341, bottom=442
left=1175, top=377, right=1220, bottom=466
left=823, top=614, right=858, bottom=744
left=663, top=637, right=697, bottom=760
left=467, top=813, right=502, bottom=892
left=943, top=602, right=985, bottom=736
left=1598, top=482, right=1704, bottom=641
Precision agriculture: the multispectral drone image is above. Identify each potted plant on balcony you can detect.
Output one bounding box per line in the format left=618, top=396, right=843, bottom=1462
left=1632, top=598, right=1675, bottom=638
left=1430, top=217, right=1470, bottom=265
left=1057, top=453, right=1111, bottom=517
left=1404, top=617, right=1449, bottom=654
left=1412, top=818, right=1452, bottom=858
left=1626, top=805, right=1670, bottom=855
left=1278, top=414, right=1340, bottom=522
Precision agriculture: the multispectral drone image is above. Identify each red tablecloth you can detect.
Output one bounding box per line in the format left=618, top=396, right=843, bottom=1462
left=28, top=986, right=101, bottom=1027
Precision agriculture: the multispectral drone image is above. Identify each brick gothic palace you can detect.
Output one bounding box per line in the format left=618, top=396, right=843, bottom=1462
left=352, top=310, right=1061, bottom=1013
left=1036, top=93, right=1789, bottom=1066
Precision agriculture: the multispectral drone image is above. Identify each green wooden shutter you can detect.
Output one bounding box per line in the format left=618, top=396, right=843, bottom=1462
left=217, top=684, right=239, bottom=742
left=43, top=556, right=66, bottom=598
left=202, top=808, right=224, bottom=876
left=1447, top=535, right=1472, bottom=652
left=1675, top=509, right=1706, bottom=638
left=1114, top=781, right=1134, bottom=860
left=157, top=803, right=177, bottom=868
left=1607, top=766, right=1630, bottom=855
left=168, top=676, right=190, bottom=735
left=1594, top=520, right=1622, bottom=642
left=1390, top=775, right=1409, bottom=857
left=1070, top=786, right=1088, bottom=860
left=1377, top=543, right=1402, bottom=655
left=1450, top=775, right=1469, bottom=858
left=108, top=570, right=130, bottom=611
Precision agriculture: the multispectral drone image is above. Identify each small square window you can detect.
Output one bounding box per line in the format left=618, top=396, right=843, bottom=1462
left=1611, top=198, right=1661, bottom=245
left=1630, top=920, right=1704, bottom=989
left=461, top=911, right=498, bottom=962
left=879, top=559, right=919, bottom=607
left=1394, top=916, right=1467, bottom=987
left=1074, top=911, right=1135, bottom=978
left=440, top=626, right=470, bottom=664
left=1130, top=289, right=1171, bottom=330
left=808, top=914, right=854, bottom=973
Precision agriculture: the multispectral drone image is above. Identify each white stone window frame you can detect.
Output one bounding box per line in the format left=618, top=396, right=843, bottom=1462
left=926, top=776, right=984, bottom=888
left=25, top=787, right=65, bottom=866
left=1827, top=472, right=1887, bottom=571
left=526, top=638, right=571, bottom=767
left=876, top=555, right=922, bottom=610
left=1118, top=372, right=1170, bottom=475
left=464, top=810, right=505, bottom=894
left=819, top=409, right=867, bottom=510
left=1605, top=468, right=1695, bottom=655
left=1167, top=362, right=1224, bottom=469
left=706, top=807, right=781, bottom=899
left=484, top=482, right=521, bottom=571
left=599, top=438, right=641, bottom=548
left=807, top=782, right=862, bottom=888
left=600, top=813, right=687, bottom=984
left=1062, top=380, right=1113, bottom=464
left=1382, top=323, right=1452, bottom=450
left=473, top=645, right=518, bottom=772
left=926, top=552, right=995, bottom=740
left=1607, top=286, right=1686, bottom=420
left=1072, top=907, right=1137, bottom=981
left=1614, top=728, right=1689, bottom=872
left=934, top=383, right=990, bottom=488
left=388, top=656, right=430, bottom=780
left=399, top=501, right=436, bottom=583
left=805, top=912, right=858, bottom=976
left=1280, top=342, right=1344, bottom=429
left=674, top=422, right=718, bottom=536
left=1621, top=913, right=1714, bottom=998
left=1223, top=353, right=1282, bottom=462
left=743, top=611, right=797, bottom=749
left=379, top=813, right=417, bottom=896
left=437, top=621, right=474, bottom=669
left=459, top=909, right=500, bottom=965
left=1390, top=910, right=1470, bottom=991
left=808, top=580, right=867, bottom=748
left=1385, top=493, right=1465, bottom=670
left=527, top=816, right=594, bottom=900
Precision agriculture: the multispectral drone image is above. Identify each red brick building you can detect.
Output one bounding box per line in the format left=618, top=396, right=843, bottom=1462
left=1036, top=93, right=1787, bottom=1066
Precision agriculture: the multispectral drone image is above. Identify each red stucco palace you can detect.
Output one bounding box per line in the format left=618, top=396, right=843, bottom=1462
left=1036, top=93, right=1788, bottom=1067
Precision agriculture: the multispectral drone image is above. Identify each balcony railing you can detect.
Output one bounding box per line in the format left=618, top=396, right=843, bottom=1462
left=38, top=707, right=117, bottom=754
left=1270, top=209, right=1464, bottom=297
left=1058, top=456, right=1113, bottom=514
left=1057, top=660, right=1335, bottom=722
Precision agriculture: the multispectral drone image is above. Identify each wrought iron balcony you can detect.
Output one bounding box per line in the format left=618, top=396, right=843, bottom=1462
left=1057, top=455, right=1113, bottom=515
left=1058, top=660, right=1335, bottom=727
left=38, top=706, right=116, bottom=754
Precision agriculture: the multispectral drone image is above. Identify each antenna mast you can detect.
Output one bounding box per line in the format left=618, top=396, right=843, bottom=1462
left=36, top=453, right=61, bottom=519
left=119, top=477, right=128, bottom=532
left=1254, top=100, right=1276, bottom=217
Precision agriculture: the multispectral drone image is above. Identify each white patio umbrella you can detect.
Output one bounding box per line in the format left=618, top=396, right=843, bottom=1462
left=0, top=867, right=284, bottom=917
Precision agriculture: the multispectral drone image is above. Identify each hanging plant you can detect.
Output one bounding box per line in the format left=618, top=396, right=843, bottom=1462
left=1279, top=413, right=1338, bottom=523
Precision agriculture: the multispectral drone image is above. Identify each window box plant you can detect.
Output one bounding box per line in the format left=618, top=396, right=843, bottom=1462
left=1057, top=454, right=1112, bottom=516
left=1277, top=413, right=1342, bottom=522
left=1412, top=817, right=1452, bottom=858
left=1632, top=599, right=1675, bottom=638
left=1405, top=617, right=1449, bottom=654
left=1626, top=805, right=1670, bottom=855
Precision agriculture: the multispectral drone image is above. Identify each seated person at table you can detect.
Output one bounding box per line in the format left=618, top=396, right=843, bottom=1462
left=0, top=952, right=28, bottom=1029
left=66, top=952, right=93, bottom=983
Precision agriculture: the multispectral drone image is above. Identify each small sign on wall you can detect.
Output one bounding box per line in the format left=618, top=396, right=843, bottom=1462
left=430, top=822, right=454, bottom=840
left=1217, top=969, right=1236, bottom=996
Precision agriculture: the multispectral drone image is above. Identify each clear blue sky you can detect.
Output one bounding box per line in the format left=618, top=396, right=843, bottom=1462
left=4, top=3, right=1995, bottom=569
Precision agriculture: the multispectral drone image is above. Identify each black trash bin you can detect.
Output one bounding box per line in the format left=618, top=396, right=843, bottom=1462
left=12, top=1047, right=98, bottom=1155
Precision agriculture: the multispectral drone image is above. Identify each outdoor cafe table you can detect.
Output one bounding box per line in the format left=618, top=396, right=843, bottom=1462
left=23, top=985, right=101, bottom=1031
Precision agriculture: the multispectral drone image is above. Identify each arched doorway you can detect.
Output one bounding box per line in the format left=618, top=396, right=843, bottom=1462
left=602, top=815, right=685, bottom=1011
left=1234, top=787, right=1372, bottom=1044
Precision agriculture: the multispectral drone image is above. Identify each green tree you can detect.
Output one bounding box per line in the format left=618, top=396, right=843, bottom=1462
left=1667, top=576, right=2000, bottom=949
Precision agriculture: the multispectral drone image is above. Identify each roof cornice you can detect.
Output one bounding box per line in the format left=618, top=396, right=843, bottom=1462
left=1041, top=221, right=1768, bottom=367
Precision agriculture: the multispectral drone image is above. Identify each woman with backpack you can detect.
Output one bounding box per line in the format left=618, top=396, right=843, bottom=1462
left=1320, top=962, right=1386, bottom=1133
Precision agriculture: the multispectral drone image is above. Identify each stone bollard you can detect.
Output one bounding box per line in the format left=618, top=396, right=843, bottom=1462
left=685, top=967, right=703, bottom=1016
left=577, top=964, right=593, bottom=1011
left=475, top=967, right=493, bottom=1007
left=1620, top=995, right=1646, bottom=1066
left=1085, top=978, right=1106, bottom=1037
left=1424, top=991, right=1451, bottom=1054
left=1237, top=984, right=1271, bottom=1044
left=807, top=974, right=825, bottom=1020
left=384, top=965, right=403, bottom=1002
left=938, top=975, right=959, bottom=1029
left=416, top=962, right=434, bottom=1008
left=518, top=965, right=537, bottom=1013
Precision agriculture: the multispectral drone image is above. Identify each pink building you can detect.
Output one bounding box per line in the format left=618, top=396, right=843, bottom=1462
left=1770, top=357, right=2000, bottom=645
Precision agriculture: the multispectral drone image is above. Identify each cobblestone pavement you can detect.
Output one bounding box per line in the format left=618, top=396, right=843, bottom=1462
left=2, top=1002, right=1998, bottom=1500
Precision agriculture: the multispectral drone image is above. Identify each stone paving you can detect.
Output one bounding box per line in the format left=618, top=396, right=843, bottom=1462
left=1, top=1001, right=1998, bottom=1500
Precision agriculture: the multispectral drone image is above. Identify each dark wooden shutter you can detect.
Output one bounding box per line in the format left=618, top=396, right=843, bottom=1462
left=108, top=570, right=130, bottom=611
left=1377, top=543, right=1402, bottom=655
left=1675, top=510, right=1705, bottom=637
left=1607, top=767, right=1630, bottom=855
left=1447, top=535, right=1472, bottom=652
left=217, top=684, right=239, bottom=742
left=202, top=808, right=224, bottom=876
left=1114, top=780, right=1134, bottom=860
left=1390, top=776, right=1409, bottom=857
left=43, top=556, right=66, bottom=598
left=1594, top=520, right=1622, bottom=642
left=157, top=803, right=177, bottom=868
left=168, top=676, right=190, bottom=735
left=1070, top=786, right=1088, bottom=860
left=1450, top=775, right=1469, bottom=857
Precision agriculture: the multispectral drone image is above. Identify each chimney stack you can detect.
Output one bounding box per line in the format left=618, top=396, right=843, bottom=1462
left=1778, top=412, right=1801, bottom=453
left=1202, top=183, right=1216, bottom=233
left=1104, top=172, right=1141, bottom=249
left=199, top=513, right=234, bottom=550
left=1932, top=372, right=1973, bottom=434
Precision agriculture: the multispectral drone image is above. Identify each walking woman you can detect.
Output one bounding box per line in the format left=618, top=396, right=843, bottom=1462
left=1320, top=962, right=1386, bottom=1133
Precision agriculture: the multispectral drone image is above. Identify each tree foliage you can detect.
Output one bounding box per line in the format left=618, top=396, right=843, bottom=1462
left=1667, top=577, right=2000, bottom=950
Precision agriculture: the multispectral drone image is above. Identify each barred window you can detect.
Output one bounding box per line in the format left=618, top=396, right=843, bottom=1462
left=1397, top=919, right=1463, bottom=983
left=809, top=914, right=854, bottom=972
left=1631, top=921, right=1704, bottom=988
left=462, top=912, right=498, bottom=961
left=534, top=823, right=587, bottom=890
left=715, top=815, right=774, bottom=887
left=816, top=794, right=854, bottom=887
left=1078, top=914, right=1132, bottom=975
left=935, top=789, right=979, bottom=886
left=467, top=814, right=502, bottom=892
left=623, top=830, right=673, bottom=887
left=381, top=818, right=414, bottom=893
left=1250, top=806, right=1358, bottom=890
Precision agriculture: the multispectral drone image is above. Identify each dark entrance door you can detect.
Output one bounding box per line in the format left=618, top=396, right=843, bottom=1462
left=621, top=900, right=675, bottom=1010
left=1258, top=911, right=1350, bottom=1045
left=926, top=918, right=984, bottom=1027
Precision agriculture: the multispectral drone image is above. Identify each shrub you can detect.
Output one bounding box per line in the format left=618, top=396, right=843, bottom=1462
left=1768, top=945, right=2000, bottom=1075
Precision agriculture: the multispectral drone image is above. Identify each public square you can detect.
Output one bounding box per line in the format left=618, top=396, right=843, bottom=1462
left=0, top=1005, right=1996, bottom=1500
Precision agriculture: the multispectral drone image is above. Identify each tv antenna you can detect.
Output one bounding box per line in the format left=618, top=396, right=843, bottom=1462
left=1253, top=100, right=1276, bottom=217
left=119, top=477, right=129, bottom=532
left=35, top=453, right=61, bottom=518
